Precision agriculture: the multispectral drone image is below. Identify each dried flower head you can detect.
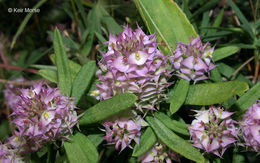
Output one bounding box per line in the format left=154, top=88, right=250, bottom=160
left=96, top=25, right=172, bottom=112
left=139, top=142, right=179, bottom=163
left=241, top=101, right=260, bottom=152
left=170, top=37, right=215, bottom=82
left=189, top=106, right=238, bottom=157
left=10, top=83, right=78, bottom=153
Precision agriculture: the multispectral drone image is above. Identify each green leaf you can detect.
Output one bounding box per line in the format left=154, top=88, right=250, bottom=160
left=132, top=127, right=157, bottom=157
left=217, top=63, right=253, bottom=86
left=64, top=133, right=99, bottom=163
left=184, top=81, right=249, bottom=105
left=87, top=134, right=104, bottom=147
left=134, top=0, right=197, bottom=53
left=213, top=46, right=240, bottom=62
left=210, top=68, right=222, bottom=82
left=53, top=29, right=72, bottom=96
left=191, top=0, right=219, bottom=20
left=0, top=120, right=11, bottom=139
left=72, top=61, right=96, bottom=105
left=99, top=5, right=122, bottom=34
left=74, top=0, right=88, bottom=27
left=38, top=69, right=58, bottom=83
left=146, top=117, right=204, bottom=163
left=232, top=148, right=245, bottom=163
left=227, top=0, right=254, bottom=39
left=154, top=112, right=189, bottom=136
left=11, top=0, right=47, bottom=48
left=50, top=54, right=82, bottom=81
left=206, top=8, right=224, bottom=36
left=79, top=93, right=137, bottom=125
left=169, top=79, right=189, bottom=114
left=230, top=82, right=260, bottom=117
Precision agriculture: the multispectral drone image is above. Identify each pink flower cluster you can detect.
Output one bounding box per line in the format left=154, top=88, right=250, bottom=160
left=189, top=106, right=238, bottom=157
left=102, top=116, right=145, bottom=152
left=170, top=37, right=216, bottom=82
left=139, top=143, right=179, bottom=163
left=96, top=25, right=172, bottom=112
left=10, top=83, right=78, bottom=153
left=241, top=100, right=260, bottom=152
left=0, top=142, right=24, bottom=163
left=1, top=83, right=78, bottom=162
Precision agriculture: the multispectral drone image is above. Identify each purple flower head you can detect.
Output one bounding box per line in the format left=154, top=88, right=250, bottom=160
left=10, top=83, right=78, bottom=153
left=170, top=37, right=216, bottom=83
left=3, top=77, right=25, bottom=109
left=241, top=100, right=260, bottom=152
left=0, top=142, right=24, bottom=163
left=189, top=106, right=238, bottom=157
left=139, top=142, right=179, bottom=163
left=96, top=25, right=172, bottom=112
left=102, top=116, right=145, bottom=152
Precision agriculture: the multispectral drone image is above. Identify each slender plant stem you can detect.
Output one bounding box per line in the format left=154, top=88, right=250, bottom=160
left=249, top=0, right=257, bottom=21
left=0, top=64, right=38, bottom=73
left=232, top=56, right=254, bottom=77
left=0, top=79, right=45, bottom=86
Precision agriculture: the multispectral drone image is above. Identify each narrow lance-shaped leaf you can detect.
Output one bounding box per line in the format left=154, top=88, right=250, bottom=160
left=146, top=116, right=204, bottom=163
left=230, top=82, right=260, bottom=117
left=169, top=79, right=189, bottom=114
left=184, top=81, right=248, bottom=105
left=79, top=93, right=137, bottom=125
left=132, top=127, right=157, bottom=157
left=154, top=112, right=189, bottom=136
left=227, top=0, right=255, bottom=39
left=72, top=61, right=96, bottom=105
left=53, top=29, right=72, bottom=96
left=134, top=0, right=197, bottom=53
left=213, top=46, right=240, bottom=62
left=64, top=133, right=99, bottom=163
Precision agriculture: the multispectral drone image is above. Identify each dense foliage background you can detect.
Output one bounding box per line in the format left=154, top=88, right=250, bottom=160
left=0, top=0, right=260, bottom=162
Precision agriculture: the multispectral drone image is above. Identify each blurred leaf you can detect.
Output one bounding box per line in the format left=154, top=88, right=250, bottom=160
left=79, top=93, right=137, bottom=125
left=75, top=0, right=88, bottom=27
left=146, top=116, right=204, bottom=163
left=200, top=11, right=210, bottom=36
left=227, top=0, right=255, bottom=39
left=217, top=63, right=253, bottom=86
left=232, top=148, right=245, bottom=163
left=0, top=120, right=11, bottom=139
left=134, top=0, right=197, bottom=53
left=100, top=5, right=122, bottom=34
left=206, top=8, right=224, bottom=36
left=230, top=82, right=260, bottom=117
left=53, top=29, right=72, bottom=96
left=11, top=0, right=47, bottom=48
left=87, top=134, right=104, bottom=147
left=213, top=46, right=240, bottom=61
left=132, top=127, right=157, bottom=157
left=82, top=5, right=101, bottom=57
left=154, top=112, right=189, bottom=136
left=169, top=79, right=189, bottom=114
left=64, top=133, right=99, bottom=163
left=184, top=81, right=249, bottom=105
left=72, top=61, right=96, bottom=105
left=210, top=68, right=222, bottom=82
left=191, top=0, right=219, bottom=19
left=38, top=69, right=58, bottom=83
